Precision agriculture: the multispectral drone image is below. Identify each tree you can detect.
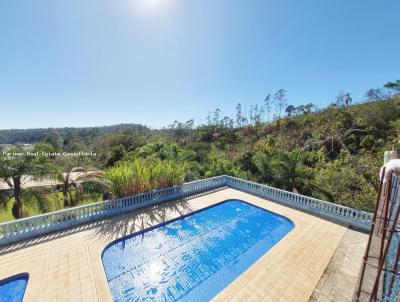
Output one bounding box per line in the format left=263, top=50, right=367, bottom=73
left=314, top=107, right=367, bottom=157
left=264, top=94, right=272, bottom=122
left=205, top=158, right=242, bottom=178
left=235, top=103, right=248, bottom=127
left=252, top=151, right=273, bottom=184
left=185, top=119, right=194, bottom=129
left=253, top=105, right=263, bottom=124
left=345, top=94, right=352, bottom=107
left=274, top=89, right=287, bottom=117
left=206, top=112, right=212, bottom=125
left=365, top=88, right=387, bottom=102
left=43, top=131, right=63, bottom=152
left=315, top=156, right=377, bottom=211
left=270, top=151, right=303, bottom=191
left=63, top=132, right=86, bottom=153
left=221, top=116, right=234, bottom=129
left=60, top=167, right=105, bottom=207
left=336, top=92, right=352, bottom=107
left=384, top=80, right=400, bottom=93
left=285, top=105, right=296, bottom=117
left=304, top=103, right=315, bottom=113
left=295, top=105, right=305, bottom=115
left=184, top=119, right=195, bottom=143
left=249, top=105, right=255, bottom=125
left=0, top=144, right=56, bottom=218
left=212, top=109, right=221, bottom=126
left=269, top=150, right=325, bottom=195
left=236, top=103, right=244, bottom=127
left=106, top=145, right=126, bottom=167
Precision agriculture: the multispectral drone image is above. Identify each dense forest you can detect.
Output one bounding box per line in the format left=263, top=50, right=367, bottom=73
left=0, top=123, right=148, bottom=145
left=0, top=80, right=399, bottom=221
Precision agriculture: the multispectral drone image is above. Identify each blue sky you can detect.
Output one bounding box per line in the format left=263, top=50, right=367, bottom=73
left=0, top=0, right=399, bottom=129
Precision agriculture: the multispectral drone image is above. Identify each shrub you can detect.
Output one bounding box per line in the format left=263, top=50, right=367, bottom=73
left=104, top=158, right=187, bottom=198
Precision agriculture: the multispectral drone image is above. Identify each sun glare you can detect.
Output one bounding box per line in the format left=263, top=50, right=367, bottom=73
left=144, top=0, right=162, bottom=8
left=148, top=262, right=162, bottom=281
left=128, top=0, right=171, bottom=17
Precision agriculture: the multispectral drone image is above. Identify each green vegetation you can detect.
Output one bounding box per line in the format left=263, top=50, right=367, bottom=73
left=0, top=123, right=148, bottom=145
left=60, top=167, right=105, bottom=207
left=104, top=158, right=186, bottom=197
left=0, top=143, right=57, bottom=218
left=0, top=80, right=399, bottom=222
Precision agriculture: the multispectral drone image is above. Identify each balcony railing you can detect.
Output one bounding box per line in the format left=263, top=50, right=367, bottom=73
left=0, top=175, right=372, bottom=247
left=225, top=176, right=372, bottom=231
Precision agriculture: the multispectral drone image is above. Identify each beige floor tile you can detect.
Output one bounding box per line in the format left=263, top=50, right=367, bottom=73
left=0, top=188, right=364, bottom=302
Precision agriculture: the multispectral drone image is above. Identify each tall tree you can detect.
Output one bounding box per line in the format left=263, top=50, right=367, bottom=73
left=253, top=105, right=263, bottom=124
left=212, top=109, right=221, bottom=126
left=274, top=89, right=287, bottom=117
left=235, top=103, right=248, bottom=127
left=0, top=144, right=56, bottom=218
left=336, top=92, right=352, bottom=107
left=236, top=103, right=243, bottom=127
left=206, top=112, right=212, bottom=125
left=264, top=94, right=272, bottom=122
left=249, top=105, right=255, bottom=125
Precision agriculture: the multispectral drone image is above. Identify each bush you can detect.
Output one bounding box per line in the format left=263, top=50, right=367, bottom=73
left=104, top=158, right=187, bottom=198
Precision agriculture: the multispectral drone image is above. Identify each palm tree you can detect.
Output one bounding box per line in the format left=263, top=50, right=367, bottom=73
left=269, top=150, right=328, bottom=196
left=252, top=151, right=273, bottom=184
left=60, top=167, right=104, bottom=207
left=0, top=144, right=56, bottom=218
left=269, top=151, right=300, bottom=192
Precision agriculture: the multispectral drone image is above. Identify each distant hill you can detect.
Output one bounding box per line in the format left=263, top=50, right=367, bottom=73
left=0, top=123, right=149, bottom=144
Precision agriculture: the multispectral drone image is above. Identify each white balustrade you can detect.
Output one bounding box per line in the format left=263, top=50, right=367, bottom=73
left=224, top=176, right=372, bottom=231
left=0, top=175, right=372, bottom=247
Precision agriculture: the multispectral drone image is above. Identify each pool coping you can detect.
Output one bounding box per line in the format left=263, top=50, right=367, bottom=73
left=0, top=188, right=354, bottom=301
left=87, top=189, right=348, bottom=302
left=100, top=198, right=296, bottom=258
left=100, top=199, right=296, bottom=301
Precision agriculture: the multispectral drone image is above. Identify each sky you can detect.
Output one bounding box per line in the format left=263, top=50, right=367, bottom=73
left=0, top=0, right=399, bottom=130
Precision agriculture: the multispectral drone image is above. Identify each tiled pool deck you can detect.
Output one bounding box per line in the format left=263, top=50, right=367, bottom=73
left=0, top=188, right=367, bottom=302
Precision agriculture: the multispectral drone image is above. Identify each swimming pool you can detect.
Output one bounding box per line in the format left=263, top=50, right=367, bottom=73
left=0, top=273, right=29, bottom=302
left=102, top=199, right=294, bottom=302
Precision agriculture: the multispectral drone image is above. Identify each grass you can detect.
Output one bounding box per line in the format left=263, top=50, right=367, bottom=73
left=0, top=207, right=14, bottom=223
left=0, top=192, right=104, bottom=224
left=0, top=199, right=39, bottom=223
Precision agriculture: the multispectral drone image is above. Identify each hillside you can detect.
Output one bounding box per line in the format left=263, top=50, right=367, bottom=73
left=61, top=98, right=400, bottom=211
left=1, top=96, right=399, bottom=222
left=0, top=123, right=149, bottom=144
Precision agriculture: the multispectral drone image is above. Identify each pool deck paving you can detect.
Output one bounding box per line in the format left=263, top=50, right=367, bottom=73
left=0, top=188, right=368, bottom=302
left=309, top=228, right=368, bottom=302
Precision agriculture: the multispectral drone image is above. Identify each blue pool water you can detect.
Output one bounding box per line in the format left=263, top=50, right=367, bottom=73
left=0, top=273, right=29, bottom=302
left=102, top=199, right=294, bottom=302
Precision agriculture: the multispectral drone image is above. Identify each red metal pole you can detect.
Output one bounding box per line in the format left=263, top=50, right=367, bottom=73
left=355, top=167, right=386, bottom=301
left=369, top=174, right=400, bottom=302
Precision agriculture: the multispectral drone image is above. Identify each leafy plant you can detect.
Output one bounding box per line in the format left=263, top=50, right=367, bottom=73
left=60, top=167, right=105, bottom=207
left=0, top=143, right=57, bottom=218
left=104, top=158, right=187, bottom=198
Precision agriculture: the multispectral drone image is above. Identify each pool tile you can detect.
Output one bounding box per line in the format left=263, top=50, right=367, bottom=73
left=0, top=188, right=365, bottom=301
